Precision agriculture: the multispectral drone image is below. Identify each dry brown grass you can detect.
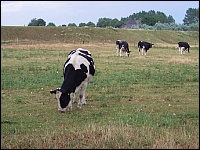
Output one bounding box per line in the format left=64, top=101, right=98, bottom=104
left=168, top=55, right=199, bottom=65
left=2, top=121, right=198, bottom=149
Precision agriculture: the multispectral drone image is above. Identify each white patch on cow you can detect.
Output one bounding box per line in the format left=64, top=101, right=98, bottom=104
left=120, top=46, right=124, bottom=57
left=142, top=46, right=147, bottom=56
left=179, top=47, right=186, bottom=55
left=55, top=90, right=67, bottom=112
left=119, top=45, right=127, bottom=57
left=116, top=45, right=120, bottom=56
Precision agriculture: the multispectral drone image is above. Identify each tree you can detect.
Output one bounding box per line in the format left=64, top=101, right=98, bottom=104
left=68, top=23, right=77, bottom=27
left=128, top=10, right=175, bottom=26
left=96, top=18, right=112, bottom=27
left=47, top=22, right=56, bottom=27
left=155, top=11, right=167, bottom=23
left=141, top=15, right=157, bottom=26
left=37, top=18, right=46, bottom=26
left=167, top=15, right=175, bottom=23
left=183, top=8, right=199, bottom=25
left=28, top=18, right=38, bottom=26
left=28, top=18, right=46, bottom=26
left=86, top=21, right=95, bottom=27
left=79, top=23, right=87, bottom=27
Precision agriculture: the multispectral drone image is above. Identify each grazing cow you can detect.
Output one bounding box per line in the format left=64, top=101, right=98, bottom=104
left=178, top=42, right=190, bottom=55
left=138, top=41, right=154, bottom=55
left=50, top=48, right=95, bottom=112
left=116, top=40, right=131, bottom=57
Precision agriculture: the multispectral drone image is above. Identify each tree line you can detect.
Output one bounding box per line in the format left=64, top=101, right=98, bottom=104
left=28, top=8, right=199, bottom=31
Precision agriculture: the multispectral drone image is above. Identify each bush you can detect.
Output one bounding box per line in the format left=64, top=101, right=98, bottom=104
left=135, top=22, right=198, bottom=31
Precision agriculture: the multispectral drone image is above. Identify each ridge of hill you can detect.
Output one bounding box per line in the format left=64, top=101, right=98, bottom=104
left=1, top=26, right=199, bottom=47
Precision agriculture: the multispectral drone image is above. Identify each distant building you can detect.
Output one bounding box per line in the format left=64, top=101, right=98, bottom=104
left=121, top=20, right=141, bottom=29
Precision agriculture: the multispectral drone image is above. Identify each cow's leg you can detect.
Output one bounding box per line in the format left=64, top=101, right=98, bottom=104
left=78, top=84, right=87, bottom=109
left=144, top=50, right=147, bottom=55
left=120, top=48, right=123, bottom=57
left=68, top=98, right=72, bottom=111
left=73, top=93, right=76, bottom=103
left=142, top=48, right=144, bottom=55
left=138, top=48, right=141, bottom=55
left=72, top=91, right=79, bottom=103
left=80, top=83, right=87, bottom=105
left=116, top=46, right=119, bottom=56
left=180, top=47, right=184, bottom=55
left=183, top=48, right=186, bottom=54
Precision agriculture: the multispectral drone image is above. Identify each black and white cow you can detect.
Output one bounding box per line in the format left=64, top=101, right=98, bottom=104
left=178, top=42, right=190, bottom=55
left=138, top=41, right=154, bottom=55
left=116, top=40, right=130, bottom=57
left=50, top=48, right=95, bottom=112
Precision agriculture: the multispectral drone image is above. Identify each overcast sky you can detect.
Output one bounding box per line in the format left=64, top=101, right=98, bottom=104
left=1, top=1, right=199, bottom=26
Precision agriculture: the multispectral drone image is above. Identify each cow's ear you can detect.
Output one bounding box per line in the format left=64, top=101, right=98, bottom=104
left=50, top=88, right=60, bottom=94
left=50, top=90, right=56, bottom=94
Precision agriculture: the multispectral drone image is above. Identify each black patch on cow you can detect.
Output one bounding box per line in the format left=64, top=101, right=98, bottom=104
left=61, top=64, right=87, bottom=94
left=63, top=57, right=71, bottom=78
left=79, top=50, right=91, bottom=56
left=80, top=64, right=88, bottom=73
left=78, top=53, right=95, bottom=75
left=89, top=65, right=95, bottom=76
left=68, top=50, right=76, bottom=56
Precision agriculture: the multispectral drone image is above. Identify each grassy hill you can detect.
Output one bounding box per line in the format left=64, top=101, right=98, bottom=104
left=1, top=26, right=199, bottom=47
left=1, top=26, right=199, bottom=148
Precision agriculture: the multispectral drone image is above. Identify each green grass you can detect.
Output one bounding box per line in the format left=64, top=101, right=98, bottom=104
left=1, top=41, right=199, bottom=148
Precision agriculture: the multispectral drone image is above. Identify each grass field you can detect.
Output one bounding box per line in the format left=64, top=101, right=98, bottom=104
left=1, top=41, right=199, bottom=148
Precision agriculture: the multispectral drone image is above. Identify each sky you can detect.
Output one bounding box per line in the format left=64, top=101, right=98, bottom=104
left=1, top=1, right=199, bottom=26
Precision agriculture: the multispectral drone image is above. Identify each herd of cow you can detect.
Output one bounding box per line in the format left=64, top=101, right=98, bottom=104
left=116, top=40, right=190, bottom=56
left=50, top=41, right=190, bottom=112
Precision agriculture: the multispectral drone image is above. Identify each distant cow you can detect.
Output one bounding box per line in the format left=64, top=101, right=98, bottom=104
left=116, top=40, right=131, bottom=57
left=178, top=42, right=190, bottom=55
left=50, top=48, right=95, bottom=112
left=138, top=41, right=154, bottom=55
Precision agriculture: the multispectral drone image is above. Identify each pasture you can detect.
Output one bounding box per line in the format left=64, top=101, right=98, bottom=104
left=1, top=42, right=199, bottom=148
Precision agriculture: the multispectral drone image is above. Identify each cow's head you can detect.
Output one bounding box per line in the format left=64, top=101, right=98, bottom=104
left=127, top=51, right=131, bottom=57
left=50, top=88, right=70, bottom=112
